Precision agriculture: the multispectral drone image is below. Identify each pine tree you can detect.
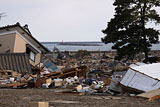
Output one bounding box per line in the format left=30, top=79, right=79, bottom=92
left=102, top=0, right=160, bottom=60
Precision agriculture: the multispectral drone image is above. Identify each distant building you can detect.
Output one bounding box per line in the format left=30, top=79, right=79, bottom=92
left=0, top=22, right=50, bottom=66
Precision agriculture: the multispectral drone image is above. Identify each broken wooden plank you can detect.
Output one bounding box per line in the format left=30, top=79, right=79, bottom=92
left=55, top=89, right=84, bottom=96
left=7, top=83, right=26, bottom=87
left=149, top=95, right=160, bottom=101
left=137, top=89, right=160, bottom=99
left=49, top=100, right=81, bottom=104
left=0, top=83, right=26, bottom=88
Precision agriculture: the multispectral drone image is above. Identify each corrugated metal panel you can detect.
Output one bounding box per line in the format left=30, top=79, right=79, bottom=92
left=0, top=53, right=32, bottom=74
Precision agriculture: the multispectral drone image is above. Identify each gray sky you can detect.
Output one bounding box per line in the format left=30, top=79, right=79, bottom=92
left=0, top=0, right=115, bottom=42
left=0, top=0, right=159, bottom=42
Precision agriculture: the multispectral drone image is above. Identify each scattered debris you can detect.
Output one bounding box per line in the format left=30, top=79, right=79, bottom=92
left=0, top=32, right=160, bottom=102
left=1, top=51, right=160, bottom=101
left=1, top=23, right=160, bottom=106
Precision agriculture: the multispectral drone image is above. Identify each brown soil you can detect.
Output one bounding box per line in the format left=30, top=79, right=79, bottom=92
left=0, top=89, right=159, bottom=107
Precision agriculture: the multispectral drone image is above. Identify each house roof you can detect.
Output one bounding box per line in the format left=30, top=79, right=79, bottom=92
left=0, top=22, right=50, bottom=53
left=0, top=53, right=32, bottom=74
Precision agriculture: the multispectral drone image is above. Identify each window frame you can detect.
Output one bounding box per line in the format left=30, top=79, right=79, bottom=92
left=29, top=51, right=36, bottom=62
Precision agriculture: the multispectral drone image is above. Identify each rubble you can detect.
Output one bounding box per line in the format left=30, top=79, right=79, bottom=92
left=0, top=70, right=27, bottom=88
left=0, top=49, right=160, bottom=104
left=1, top=23, right=160, bottom=106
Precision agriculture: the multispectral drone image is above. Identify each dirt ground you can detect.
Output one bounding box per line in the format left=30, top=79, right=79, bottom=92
left=0, top=89, right=159, bottom=107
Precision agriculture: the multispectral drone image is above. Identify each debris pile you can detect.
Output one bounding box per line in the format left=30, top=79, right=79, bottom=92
left=0, top=70, right=27, bottom=88
left=0, top=50, right=160, bottom=101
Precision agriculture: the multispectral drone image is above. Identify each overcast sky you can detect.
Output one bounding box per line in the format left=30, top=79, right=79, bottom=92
left=0, top=0, right=159, bottom=42
left=0, top=0, right=115, bottom=42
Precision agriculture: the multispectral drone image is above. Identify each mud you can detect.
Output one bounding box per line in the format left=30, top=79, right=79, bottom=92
left=0, top=89, right=159, bottom=107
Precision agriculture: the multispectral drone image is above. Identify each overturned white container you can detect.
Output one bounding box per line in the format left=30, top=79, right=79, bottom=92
left=120, top=63, right=160, bottom=92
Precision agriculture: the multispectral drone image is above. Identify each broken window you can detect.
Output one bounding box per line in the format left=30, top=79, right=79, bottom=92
left=26, top=44, right=38, bottom=62
left=30, top=51, right=36, bottom=61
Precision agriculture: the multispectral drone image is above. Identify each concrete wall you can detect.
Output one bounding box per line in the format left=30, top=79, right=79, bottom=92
left=0, top=33, right=16, bottom=53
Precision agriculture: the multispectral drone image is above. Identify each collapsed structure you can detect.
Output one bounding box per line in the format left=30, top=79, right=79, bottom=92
left=0, top=53, right=32, bottom=74
left=120, top=63, right=160, bottom=93
left=0, top=22, right=50, bottom=69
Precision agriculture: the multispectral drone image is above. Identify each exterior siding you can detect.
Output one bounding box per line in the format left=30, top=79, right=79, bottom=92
left=13, top=33, right=27, bottom=53
left=0, top=33, right=16, bottom=53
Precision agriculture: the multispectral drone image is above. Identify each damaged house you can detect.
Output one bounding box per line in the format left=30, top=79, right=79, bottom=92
left=120, top=63, right=160, bottom=93
left=0, top=23, right=50, bottom=73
